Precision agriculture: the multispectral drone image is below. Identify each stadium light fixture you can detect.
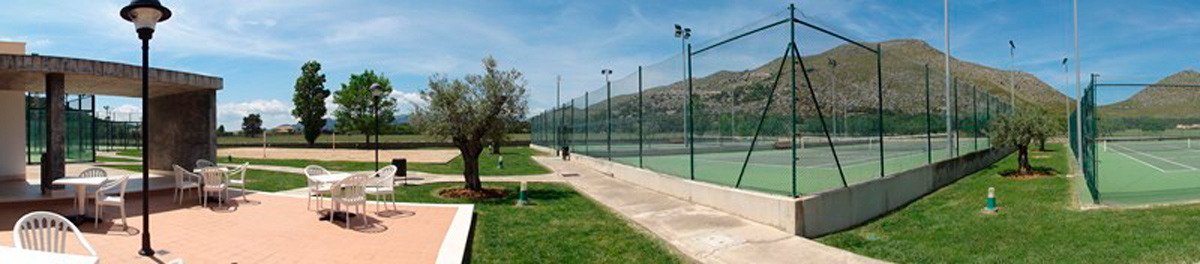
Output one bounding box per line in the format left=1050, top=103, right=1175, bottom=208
left=120, top=0, right=171, bottom=257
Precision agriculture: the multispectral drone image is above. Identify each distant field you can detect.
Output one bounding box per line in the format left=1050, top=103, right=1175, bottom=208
left=218, top=133, right=530, bottom=145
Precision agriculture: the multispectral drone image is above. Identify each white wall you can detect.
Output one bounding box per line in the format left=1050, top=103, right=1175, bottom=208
left=0, top=91, right=25, bottom=181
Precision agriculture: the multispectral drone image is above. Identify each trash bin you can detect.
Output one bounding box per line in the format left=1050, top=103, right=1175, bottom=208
left=392, top=158, right=408, bottom=185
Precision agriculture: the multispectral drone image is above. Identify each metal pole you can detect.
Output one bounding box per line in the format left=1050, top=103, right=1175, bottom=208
left=877, top=44, right=884, bottom=178
left=137, top=28, right=153, bottom=257
left=944, top=0, right=954, bottom=158
left=1074, top=0, right=1083, bottom=165
left=557, top=75, right=561, bottom=153
left=1010, top=41, right=1016, bottom=110
left=688, top=43, right=695, bottom=180
left=926, top=64, right=932, bottom=164
left=374, top=96, right=379, bottom=171
left=585, top=93, right=589, bottom=154
left=606, top=74, right=612, bottom=160
left=638, top=66, right=643, bottom=168
left=790, top=4, right=797, bottom=195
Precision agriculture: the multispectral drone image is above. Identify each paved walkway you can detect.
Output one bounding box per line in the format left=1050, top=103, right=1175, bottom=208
left=534, top=157, right=885, bottom=264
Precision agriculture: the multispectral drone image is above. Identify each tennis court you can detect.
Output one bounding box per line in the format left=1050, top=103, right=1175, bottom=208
left=1095, top=139, right=1200, bottom=205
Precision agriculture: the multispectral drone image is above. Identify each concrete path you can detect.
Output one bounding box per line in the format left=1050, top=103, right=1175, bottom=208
left=534, top=157, right=885, bottom=264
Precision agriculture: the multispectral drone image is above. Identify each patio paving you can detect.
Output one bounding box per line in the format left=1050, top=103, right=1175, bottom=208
left=0, top=190, right=474, bottom=263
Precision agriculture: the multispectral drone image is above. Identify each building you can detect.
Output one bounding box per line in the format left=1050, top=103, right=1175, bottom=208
left=0, top=41, right=222, bottom=192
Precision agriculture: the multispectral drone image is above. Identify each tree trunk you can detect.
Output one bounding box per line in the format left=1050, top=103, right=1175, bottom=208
left=462, top=144, right=484, bottom=191
left=1038, top=138, right=1047, bottom=151
left=1017, top=144, right=1033, bottom=175
left=491, top=141, right=501, bottom=154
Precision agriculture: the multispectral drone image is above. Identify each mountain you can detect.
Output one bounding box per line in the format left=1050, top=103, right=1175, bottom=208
left=607, top=39, right=1072, bottom=123
left=1099, top=70, right=1200, bottom=118
left=317, top=114, right=409, bottom=132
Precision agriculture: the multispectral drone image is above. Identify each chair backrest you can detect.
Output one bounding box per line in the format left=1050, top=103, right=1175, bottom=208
left=173, top=165, right=188, bottom=186
left=78, top=168, right=106, bottom=178
left=230, top=163, right=250, bottom=181
left=196, top=159, right=216, bottom=169
left=371, top=165, right=398, bottom=187
left=200, top=167, right=226, bottom=187
left=97, top=175, right=131, bottom=199
left=12, top=211, right=96, bottom=256
left=304, top=165, right=330, bottom=177
left=332, top=173, right=369, bottom=203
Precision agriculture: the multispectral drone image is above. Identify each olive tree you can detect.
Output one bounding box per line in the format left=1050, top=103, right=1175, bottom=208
left=411, top=57, right=527, bottom=191
left=987, top=109, right=1052, bottom=175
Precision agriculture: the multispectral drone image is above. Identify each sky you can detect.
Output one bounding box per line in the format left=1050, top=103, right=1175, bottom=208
left=2, top=0, right=1198, bottom=130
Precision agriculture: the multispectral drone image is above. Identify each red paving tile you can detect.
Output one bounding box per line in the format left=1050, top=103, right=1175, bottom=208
left=0, top=190, right=467, bottom=263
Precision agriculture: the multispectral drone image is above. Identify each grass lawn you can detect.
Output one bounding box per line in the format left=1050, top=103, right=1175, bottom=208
left=217, top=133, right=530, bottom=145
left=97, top=165, right=308, bottom=192
left=818, top=144, right=1200, bottom=263
left=95, top=155, right=139, bottom=162
left=118, top=147, right=551, bottom=176
left=383, top=182, right=683, bottom=263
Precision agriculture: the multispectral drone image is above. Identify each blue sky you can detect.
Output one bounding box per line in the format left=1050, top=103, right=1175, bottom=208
left=2, top=0, right=1198, bottom=129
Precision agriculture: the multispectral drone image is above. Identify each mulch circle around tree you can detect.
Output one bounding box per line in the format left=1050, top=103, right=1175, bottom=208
left=999, top=168, right=1056, bottom=179
left=438, top=186, right=509, bottom=199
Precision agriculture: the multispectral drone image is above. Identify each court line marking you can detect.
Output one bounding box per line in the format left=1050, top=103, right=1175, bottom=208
left=1110, top=144, right=1197, bottom=172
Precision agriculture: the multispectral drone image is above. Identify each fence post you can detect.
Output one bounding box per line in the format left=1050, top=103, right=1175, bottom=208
left=925, top=64, right=931, bottom=164
left=876, top=43, right=884, bottom=178
left=585, top=93, right=589, bottom=155
left=790, top=4, right=798, bottom=196
left=687, top=43, right=695, bottom=181
left=638, top=66, right=644, bottom=168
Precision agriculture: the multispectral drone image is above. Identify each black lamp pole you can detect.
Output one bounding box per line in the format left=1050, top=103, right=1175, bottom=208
left=120, top=0, right=171, bottom=257
left=370, top=83, right=382, bottom=170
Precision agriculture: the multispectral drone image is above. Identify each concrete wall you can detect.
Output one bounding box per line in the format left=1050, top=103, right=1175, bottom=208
left=0, top=91, right=24, bottom=181
left=537, top=143, right=1014, bottom=238
left=148, top=90, right=216, bottom=171
left=796, top=147, right=1014, bottom=237
left=0, top=42, right=24, bottom=55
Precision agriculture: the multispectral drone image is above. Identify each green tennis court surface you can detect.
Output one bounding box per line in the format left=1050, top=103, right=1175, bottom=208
left=597, top=138, right=975, bottom=195
left=1095, top=139, right=1200, bottom=205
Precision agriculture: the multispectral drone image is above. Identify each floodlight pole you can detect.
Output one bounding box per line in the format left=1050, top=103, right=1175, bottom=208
left=1073, top=0, right=1082, bottom=164
left=602, top=69, right=612, bottom=160
left=1063, top=58, right=1070, bottom=131
left=1010, top=40, right=1017, bottom=110
left=944, top=0, right=954, bottom=157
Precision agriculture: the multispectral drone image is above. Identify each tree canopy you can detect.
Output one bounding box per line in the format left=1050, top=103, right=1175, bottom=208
left=292, top=60, right=330, bottom=146
left=987, top=109, right=1053, bottom=175
left=241, top=113, right=263, bottom=137
left=412, top=56, right=527, bottom=191
left=333, top=70, right=397, bottom=139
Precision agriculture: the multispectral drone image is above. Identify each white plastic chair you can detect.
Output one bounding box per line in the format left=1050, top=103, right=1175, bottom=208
left=304, top=165, right=332, bottom=210
left=94, top=175, right=131, bottom=229
left=226, top=163, right=250, bottom=202
left=200, top=167, right=229, bottom=208
left=75, top=168, right=107, bottom=197
left=196, top=159, right=217, bottom=169
left=331, top=173, right=370, bottom=229
left=366, top=165, right=398, bottom=212
left=13, top=211, right=96, bottom=257
left=173, top=165, right=202, bottom=205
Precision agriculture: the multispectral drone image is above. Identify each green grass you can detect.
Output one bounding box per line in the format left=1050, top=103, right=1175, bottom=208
left=96, top=165, right=307, bottom=192
left=382, top=182, right=683, bottom=263
left=217, top=133, right=530, bottom=145
left=123, top=147, right=551, bottom=176
left=818, top=144, right=1200, bottom=263
left=95, top=155, right=139, bottom=162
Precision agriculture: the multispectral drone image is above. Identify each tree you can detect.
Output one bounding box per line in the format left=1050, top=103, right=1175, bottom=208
left=412, top=56, right=527, bottom=191
left=987, top=109, right=1049, bottom=175
left=292, top=61, right=330, bottom=146
left=1032, top=114, right=1063, bottom=151
left=333, top=70, right=397, bottom=143
left=242, top=114, right=263, bottom=137
left=216, top=125, right=226, bottom=136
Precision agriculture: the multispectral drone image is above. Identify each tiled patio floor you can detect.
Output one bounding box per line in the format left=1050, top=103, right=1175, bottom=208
left=0, top=190, right=473, bottom=263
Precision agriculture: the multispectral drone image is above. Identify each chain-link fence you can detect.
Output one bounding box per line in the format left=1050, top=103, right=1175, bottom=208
left=531, top=5, right=1012, bottom=196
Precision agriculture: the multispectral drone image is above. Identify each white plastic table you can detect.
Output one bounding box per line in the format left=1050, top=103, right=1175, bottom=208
left=0, top=246, right=99, bottom=264
left=51, top=177, right=109, bottom=223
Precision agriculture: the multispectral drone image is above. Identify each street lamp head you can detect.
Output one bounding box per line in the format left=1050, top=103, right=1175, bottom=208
left=1009, top=40, right=1015, bottom=49
left=120, top=0, right=172, bottom=31
left=370, top=83, right=384, bottom=97
left=684, top=28, right=691, bottom=39
left=675, top=24, right=682, bottom=37
left=601, top=69, right=612, bottom=75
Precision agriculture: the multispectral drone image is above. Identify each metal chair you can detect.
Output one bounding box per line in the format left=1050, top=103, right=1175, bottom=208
left=12, top=211, right=96, bottom=256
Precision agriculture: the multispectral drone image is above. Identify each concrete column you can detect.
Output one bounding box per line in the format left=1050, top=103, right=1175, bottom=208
left=41, top=73, right=65, bottom=194
left=148, top=90, right=216, bottom=171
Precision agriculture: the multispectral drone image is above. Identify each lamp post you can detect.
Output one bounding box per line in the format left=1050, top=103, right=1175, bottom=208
left=1009, top=40, right=1017, bottom=110
left=601, top=69, right=612, bottom=158
left=120, top=0, right=170, bottom=257
left=1062, top=57, right=1069, bottom=125
left=675, top=24, right=690, bottom=147
left=370, top=83, right=383, bottom=171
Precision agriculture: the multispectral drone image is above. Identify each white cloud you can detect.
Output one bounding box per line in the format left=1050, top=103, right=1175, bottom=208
left=218, top=99, right=294, bottom=130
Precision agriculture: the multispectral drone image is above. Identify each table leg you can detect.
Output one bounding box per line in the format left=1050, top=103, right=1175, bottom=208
left=76, top=186, right=86, bottom=216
